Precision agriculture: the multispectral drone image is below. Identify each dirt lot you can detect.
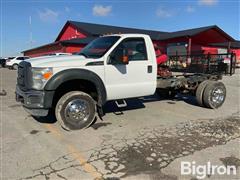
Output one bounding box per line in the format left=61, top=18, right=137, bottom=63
left=1, top=68, right=240, bottom=180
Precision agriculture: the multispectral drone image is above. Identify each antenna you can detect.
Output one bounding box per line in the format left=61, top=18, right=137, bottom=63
left=29, top=16, right=33, bottom=47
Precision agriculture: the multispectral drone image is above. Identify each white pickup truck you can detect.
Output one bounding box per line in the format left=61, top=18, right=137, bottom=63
left=16, top=34, right=226, bottom=130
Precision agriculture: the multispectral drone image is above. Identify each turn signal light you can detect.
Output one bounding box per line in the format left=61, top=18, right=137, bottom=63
left=43, top=72, right=53, bottom=80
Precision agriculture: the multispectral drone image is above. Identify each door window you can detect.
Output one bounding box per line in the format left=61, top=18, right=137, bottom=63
left=109, top=38, right=148, bottom=64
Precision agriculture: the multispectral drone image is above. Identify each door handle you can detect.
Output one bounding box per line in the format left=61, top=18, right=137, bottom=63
left=147, top=65, right=152, bottom=73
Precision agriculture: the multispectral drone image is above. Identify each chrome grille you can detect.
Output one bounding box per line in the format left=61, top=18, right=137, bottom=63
left=17, top=61, right=32, bottom=90
left=17, top=65, right=24, bottom=86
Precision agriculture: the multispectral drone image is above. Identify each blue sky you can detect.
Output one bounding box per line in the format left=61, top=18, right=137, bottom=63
left=1, top=0, right=239, bottom=57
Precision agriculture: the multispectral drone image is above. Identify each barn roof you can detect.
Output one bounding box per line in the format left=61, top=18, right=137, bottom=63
left=22, top=42, right=61, bottom=53
left=155, top=25, right=235, bottom=41
left=22, top=37, right=96, bottom=53
left=56, top=21, right=169, bottom=41
left=56, top=21, right=235, bottom=42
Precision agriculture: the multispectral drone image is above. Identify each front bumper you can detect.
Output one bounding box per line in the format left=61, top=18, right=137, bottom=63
left=16, top=86, right=54, bottom=116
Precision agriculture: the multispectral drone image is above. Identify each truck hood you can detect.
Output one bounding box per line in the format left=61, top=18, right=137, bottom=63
left=26, top=55, right=94, bottom=67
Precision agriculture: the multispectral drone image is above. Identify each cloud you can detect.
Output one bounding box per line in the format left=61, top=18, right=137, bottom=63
left=198, top=0, right=218, bottom=6
left=186, top=6, right=195, bottom=13
left=65, top=6, right=70, bottom=13
left=38, top=8, right=59, bottom=23
left=156, top=7, right=173, bottom=18
left=92, top=5, right=112, bottom=16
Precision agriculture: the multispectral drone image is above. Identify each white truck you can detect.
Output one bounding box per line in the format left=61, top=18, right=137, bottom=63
left=16, top=34, right=226, bottom=130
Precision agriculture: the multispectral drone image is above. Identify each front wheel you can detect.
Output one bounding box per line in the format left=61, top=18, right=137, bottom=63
left=55, top=91, right=96, bottom=131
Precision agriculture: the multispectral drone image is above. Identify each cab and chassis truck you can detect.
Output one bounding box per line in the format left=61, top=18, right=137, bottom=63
left=16, top=34, right=226, bottom=131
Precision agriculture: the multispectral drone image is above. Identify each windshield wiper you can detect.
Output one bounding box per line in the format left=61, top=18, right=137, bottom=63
left=78, top=52, right=89, bottom=58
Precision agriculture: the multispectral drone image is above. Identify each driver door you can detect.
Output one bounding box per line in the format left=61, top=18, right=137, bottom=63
left=105, top=37, right=155, bottom=100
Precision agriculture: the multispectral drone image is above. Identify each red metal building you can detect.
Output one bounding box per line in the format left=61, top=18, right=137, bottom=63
left=23, top=21, right=238, bottom=59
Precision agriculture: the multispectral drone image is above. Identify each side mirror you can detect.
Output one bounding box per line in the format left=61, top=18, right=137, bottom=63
left=109, top=47, right=129, bottom=65
left=122, top=55, right=129, bottom=64
left=121, top=49, right=129, bottom=64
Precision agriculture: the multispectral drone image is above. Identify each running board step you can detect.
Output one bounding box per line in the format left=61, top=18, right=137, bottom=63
left=115, top=100, right=127, bottom=108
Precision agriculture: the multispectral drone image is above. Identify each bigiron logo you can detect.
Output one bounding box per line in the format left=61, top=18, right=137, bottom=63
left=181, top=161, right=237, bottom=179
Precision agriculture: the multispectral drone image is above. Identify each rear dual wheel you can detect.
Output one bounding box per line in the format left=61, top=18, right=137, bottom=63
left=196, top=81, right=226, bottom=109
left=196, top=80, right=211, bottom=107
left=55, top=91, right=96, bottom=131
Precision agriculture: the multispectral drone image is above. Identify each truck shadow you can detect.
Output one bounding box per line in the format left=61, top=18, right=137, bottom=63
left=172, top=94, right=199, bottom=107
left=103, top=93, right=199, bottom=115
left=32, top=110, right=57, bottom=124
left=103, top=99, right=146, bottom=115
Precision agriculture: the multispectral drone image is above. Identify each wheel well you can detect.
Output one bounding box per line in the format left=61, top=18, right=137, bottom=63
left=52, top=79, right=98, bottom=107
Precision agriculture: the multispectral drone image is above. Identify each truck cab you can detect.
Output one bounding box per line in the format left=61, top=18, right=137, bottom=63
left=16, top=34, right=157, bottom=130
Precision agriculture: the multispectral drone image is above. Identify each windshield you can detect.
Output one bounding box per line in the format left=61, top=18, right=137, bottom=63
left=78, top=36, right=120, bottom=59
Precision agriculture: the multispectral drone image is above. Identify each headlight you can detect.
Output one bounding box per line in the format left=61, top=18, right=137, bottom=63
left=31, top=67, right=53, bottom=90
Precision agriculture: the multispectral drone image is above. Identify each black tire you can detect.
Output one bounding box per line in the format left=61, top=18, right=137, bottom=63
left=196, top=80, right=212, bottom=107
left=156, top=88, right=176, bottom=99
left=55, top=91, right=96, bottom=131
left=203, top=81, right=226, bottom=109
left=12, top=64, right=18, bottom=70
